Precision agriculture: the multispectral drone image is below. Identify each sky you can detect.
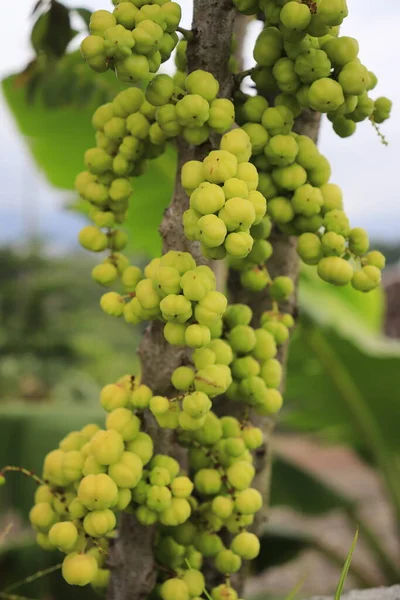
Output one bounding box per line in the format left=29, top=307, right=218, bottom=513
left=0, top=0, right=398, bottom=253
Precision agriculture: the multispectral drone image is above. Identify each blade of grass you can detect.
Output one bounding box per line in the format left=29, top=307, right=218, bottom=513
left=284, top=574, right=307, bottom=600
left=334, top=528, right=359, bottom=600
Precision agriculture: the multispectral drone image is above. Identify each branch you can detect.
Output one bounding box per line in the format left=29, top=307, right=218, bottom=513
left=107, top=2, right=236, bottom=599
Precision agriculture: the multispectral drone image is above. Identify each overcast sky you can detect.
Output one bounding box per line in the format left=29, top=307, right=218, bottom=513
left=0, top=0, right=398, bottom=251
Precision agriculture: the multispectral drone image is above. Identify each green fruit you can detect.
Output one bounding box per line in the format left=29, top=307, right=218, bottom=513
left=146, top=73, right=174, bottom=106
left=297, top=232, right=323, bottom=265
left=253, top=27, right=283, bottom=68
left=317, top=0, right=348, bottom=26
left=186, top=70, right=219, bottom=102
left=62, top=553, right=98, bottom=586
left=265, top=134, right=299, bottom=167
left=352, top=266, right=381, bottom=292
left=317, top=256, right=353, bottom=286
left=215, top=549, right=242, bottom=574
left=338, top=60, right=369, bottom=96
left=280, top=2, right=311, bottom=31
left=320, top=183, right=343, bottom=212
left=160, top=578, right=190, bottom=600
left=308, top=78, right=345, bottom=112
left=349, top=227, right=370, bottom=256
left=363, top=251, right=385, bottom=270
left=208, top=99, right=235, bottom=134
left=323, top=36, right=359, bottom=66
left=231, top=531, right=260, bottom=560
left=220, top=129, right=252, bottom=164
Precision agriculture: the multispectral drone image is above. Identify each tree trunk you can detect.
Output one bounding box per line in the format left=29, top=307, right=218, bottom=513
left=108, top=2, right=236, bottom=599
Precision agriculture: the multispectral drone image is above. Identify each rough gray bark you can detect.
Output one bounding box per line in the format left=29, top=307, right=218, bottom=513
left=108, top=2, right=236, bottom=599
left=309, top=587, right=400, bottom=600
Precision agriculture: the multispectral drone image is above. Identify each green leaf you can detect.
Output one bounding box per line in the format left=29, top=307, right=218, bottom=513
left=285, top=322, right=400, bottom=524
left=299, top=265, right=385, bottom=336
left=334, top=529, right=359, bottom=600
left=124, top=145, right=177, bottom=257
left=285, top=321, right=400, bottom=454
left=271, top=453, right=354, bottom=514
left=2, top=70, right=177, bottom=257
left=31, top=12, right=50, bottom=54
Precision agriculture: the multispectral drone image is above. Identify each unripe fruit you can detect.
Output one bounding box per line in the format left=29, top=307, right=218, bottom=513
left=100, top=383, right=129, bottom=411
left=146, top=74, right=174, bottom=106
left=352, top=266, right=381, bottom=292
left=181, top=569, right=205, bottom=597
left=62, top=553, right=98, bottom=586
left=364, top=251, right=385, bottom=270
left=208, top=98, right=235, bottom=134
left=317, top=257, right=353, bottom=286
left=186, top=70, right=219, bottom=102
left=160, top=578, right=189, bottom=600
left=100, top=292, right=125, bottom=317
left=211, top=584, right=238, bottom=600
left=183, top=391, right=212, bottom=419
left=181, top=160, right=205, bottom=194
left=79, top=226, right=108, bottom=252
left=84, top=508, right=116, bottom=537
left=108, top=451, right=143, bottom=488
left=298, top=232, right=323, bottom=265
left=191, top=183, right=226, bottom=215
left=280, top=2, right=311, bottom=30
left=231, top=531, right=260, bottom=560
left=227, top=461, right=255, bottom=490
left=126, top=432, right=154, bottom=465
left=172, top=366, right=195, bottom=391
left=171, top=476, right=194, bottom=498
left=235, top=488, right=263, bottom=515
left=29, top=503, right=58, bottom=532
left=215, top=549, right=242, bottom=574
left=203, top=150, right=238, bottom=184
left=308, top=78, right=345, bottom=112
left=90, top=429, right=124, bottom=465
left=225, top=232, right=254, bottom=258
left=221, top=129, right=252, bottom=164
left=349, top=227, right=370, bottom=256
left=78, top=473, right=118, bottom=510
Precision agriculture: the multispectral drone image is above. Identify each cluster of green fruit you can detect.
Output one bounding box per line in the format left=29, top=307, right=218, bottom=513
left=232, top=0, right=392, bottom=138
left=230, top=93, right=386, bottom=291
left=145, top=70, right=235, bottom=146
left=97, top=250, right=230, bottom=348
left=28, top=346, right=272, bottom=595
left=222, top=303, right=293, bottom=413
left=20, top=0, right=393, bottom=596
left=182, top=128, right=267, bottom=260
left=80, top=1, right=181, bottom=81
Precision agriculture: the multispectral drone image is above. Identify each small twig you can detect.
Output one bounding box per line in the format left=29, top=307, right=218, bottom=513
left=3, top=564, right=62, bottom=594
left=370, top=119, right=389, bottom=146
left=0, top=523, right=13, bottom=544
left=0, top=466, right=44, bottom=487
left=234, top=68, right=254, bottom=87
left=177, top=27, right=194, bottom=42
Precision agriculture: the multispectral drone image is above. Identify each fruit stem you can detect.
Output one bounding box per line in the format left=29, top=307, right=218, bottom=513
left=177, top=27, right=194, bottom=42
left=0, top=466, right=45, bottom=486
left=369, top=118, right=389, bottom=146
left=234, top=68, right=254, bottom=86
